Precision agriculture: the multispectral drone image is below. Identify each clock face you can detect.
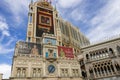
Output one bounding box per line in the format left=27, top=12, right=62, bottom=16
left=48, top=65, right=55, bottom=73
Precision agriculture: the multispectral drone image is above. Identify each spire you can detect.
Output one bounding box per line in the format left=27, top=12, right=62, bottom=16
left=31, top=0, right=33, bottom=4
left=55, top=0, right=57, bottom=10
left=49, top=0, right=52, bottom=4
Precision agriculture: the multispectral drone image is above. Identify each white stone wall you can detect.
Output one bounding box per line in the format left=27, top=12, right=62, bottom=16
left=80, top=38, right=120, bottom=79
left=0, top=74, right=3, bottom=80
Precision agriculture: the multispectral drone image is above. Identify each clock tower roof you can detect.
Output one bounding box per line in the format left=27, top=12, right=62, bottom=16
left=35, top=0, right=53, bottom=10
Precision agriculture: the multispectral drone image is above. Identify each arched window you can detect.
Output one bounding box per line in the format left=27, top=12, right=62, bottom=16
left=104, top=66, right=107, bottom=74
left=116, top=46, right=120, bottom=54
left=94, top=68, right=97, bottom=75
left=17, top=68, right=21, bottom=77
left=82, top=71, right=86, bottom=78
left=22, top=68, right=26, bottom=77
left=96, top=52, right=99, bottom=58
left=107, top=66, right=111, bottom=73
left=111, top=65, right=115, bottom=72
left=93, top=53, right=96, bottom=59
left=101, top=67, right=104, bottom=74
left=115, top=64, right=120, bottom=71
left=33, top=68, right=36, bottom=77
left=38, top=68, right=41, bottom=77
left=90, top=53, right=92, bottom=58
left=109, top=48, right=114, bottom=54
left=89, top=69, right=93, bottom=76
left=97, top=68, right=100, bottom=75
left=86, top=54, right=89, bottom=60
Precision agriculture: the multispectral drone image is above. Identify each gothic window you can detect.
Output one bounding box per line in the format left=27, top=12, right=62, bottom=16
left=76, top=69, right=79, bottom=77
left=101, top=67, right=104, bottom=74
left=37, top=68, right=41, bottom=77
left=94, top=68, right=97, bottom=74
left=33, top=68, right=36, bottom=77
left=107, top=66, right=111, bottom=73
left=109, top=48, right=114, bottom=54
left=22, top=68, right=26, bottom=77
left=86, top=54, right=89, bottom=60
left=62, top=69, right=64, bottom=76
left=65, top=69, right=68, bottom=77
left=72, top=69, right=75, bottom=76
left=96, top=52, right=99, bottom=58
left=111, top=65, right=115, bottom=72
left=82, top=71, right=86, bottom=78
left=90, top=53, right=92, bottom=58
left=60, top=69, right=69, bottom=77
left=116, top=46, right=120, bottom=54
left=115, top=64, right=120, bottom=71
left=104, top=66, right=107, bottom=73
left=99, top=51, right=102, bottom=57
left=93, top=53, right=96, bottom=59
left=89, top=69, right=93, bottom=75
left=17, top=68, right=21, bottom=77
left=97, top=68, right=100, bottom=75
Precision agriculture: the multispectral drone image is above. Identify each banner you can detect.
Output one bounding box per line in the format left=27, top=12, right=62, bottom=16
left=17, top=41, right=41, bottom=55
left=58, top=46, right=74, bottom=58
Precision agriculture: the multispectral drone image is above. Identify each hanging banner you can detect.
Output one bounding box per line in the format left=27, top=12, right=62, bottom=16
left=58, top=46, right=74, bottom=58
left=17, top=41, right=41, bottom=55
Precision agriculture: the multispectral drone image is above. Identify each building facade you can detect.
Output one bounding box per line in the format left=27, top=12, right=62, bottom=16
left=0, top=0, right=120, bottom=80
left=78, top=38, right=120, bottom=80
left=8, top=0, right=89, bottom=80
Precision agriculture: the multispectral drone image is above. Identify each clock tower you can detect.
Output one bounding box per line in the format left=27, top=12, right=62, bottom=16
left=26, top=0, right=56, bottom=44
left=10, top=0, right=82, bottom=80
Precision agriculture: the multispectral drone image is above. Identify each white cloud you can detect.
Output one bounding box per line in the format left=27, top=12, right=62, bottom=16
left=0, top=16, right=10, bottom=36
left=0, top=36, right=15, bottom=54
left=0, top=15, right=15, bottom=54
left=4, top=0, right=29, bottom=15
left=87, top=0, right=120, bottom=42
left=70, top=8, right=83, bottom=21
left=4, top=0, right=30, bottom=25
left=0, top=64, right=11, bottom=79
left=57, top=0, right=82, bottom=8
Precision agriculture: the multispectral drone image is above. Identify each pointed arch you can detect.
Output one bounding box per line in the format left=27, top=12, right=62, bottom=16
left=86, top=54, right=89, bottom=60
left=109, top=48, right=114, bottom=54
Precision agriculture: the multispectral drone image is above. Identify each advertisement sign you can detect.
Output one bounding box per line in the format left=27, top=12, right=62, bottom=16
left=36, top=7, right=54, bottom=37
left=17, top=41, right=41, bottom=55
left=58, top=46, right=74, bottom=58
left=44, top=38, right=56, bottom=45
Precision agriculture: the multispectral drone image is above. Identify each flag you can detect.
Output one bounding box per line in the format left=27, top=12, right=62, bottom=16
left=50, top=0, right=52, bottom=4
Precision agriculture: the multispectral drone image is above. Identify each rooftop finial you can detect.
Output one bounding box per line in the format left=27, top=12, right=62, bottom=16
left=50, top=0, right=52, bottom=4
left=31, top=0, right=33, bottom=4
left=55, top=0, right=57, bottom=10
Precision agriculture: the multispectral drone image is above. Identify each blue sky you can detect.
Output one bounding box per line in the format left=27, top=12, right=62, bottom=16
left=0, top=0, right=120, bottom=79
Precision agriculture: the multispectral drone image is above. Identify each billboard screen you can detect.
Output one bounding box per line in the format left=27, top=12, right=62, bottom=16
left=58, top=46, right=74, bottom=58
left=17, top=41, right=41, bottom=55
left=36, top=7, right=54, bottom=37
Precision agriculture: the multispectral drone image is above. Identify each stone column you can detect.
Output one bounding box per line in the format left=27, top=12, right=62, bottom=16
left=0, top=73, right=3, bottom=80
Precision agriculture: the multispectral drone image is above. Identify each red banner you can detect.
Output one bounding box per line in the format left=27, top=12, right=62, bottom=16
left=58, top=46, right=74, bottom=58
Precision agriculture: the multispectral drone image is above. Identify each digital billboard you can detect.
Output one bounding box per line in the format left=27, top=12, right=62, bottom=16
left=58, top=46, right=74, bottom=58
left=17, top=41, right=41, bottom=55
left=36, top=7, right=54, bottom=37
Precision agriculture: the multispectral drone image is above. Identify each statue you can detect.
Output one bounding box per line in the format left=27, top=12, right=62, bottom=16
left=31, top=45, right=39, bottom=55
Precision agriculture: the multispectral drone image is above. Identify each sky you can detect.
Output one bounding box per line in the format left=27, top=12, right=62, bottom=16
left=0, top=0, right=120, bottom=79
